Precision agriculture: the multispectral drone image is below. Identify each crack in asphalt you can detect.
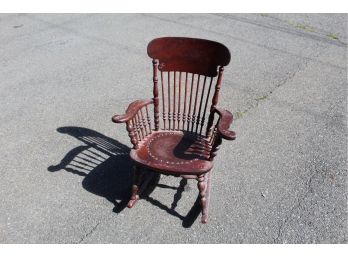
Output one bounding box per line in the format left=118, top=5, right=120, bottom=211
left=274, top=171, right=317, bottom=243
left=76, top=222, right=100, bottom=244
left=234, top=60, right=310, bottom=119
left=231, top=46, right=330, bottom=243
left=234, top=45, right=327, bottom=120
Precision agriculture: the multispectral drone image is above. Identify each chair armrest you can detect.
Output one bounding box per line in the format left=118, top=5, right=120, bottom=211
left=112, top=99, right=153, bottom=123
left=214, top=107, right=236, bottom=140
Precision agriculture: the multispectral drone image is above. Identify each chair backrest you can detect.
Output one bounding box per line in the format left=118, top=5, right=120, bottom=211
left=147, top=37, right=231, bottom=136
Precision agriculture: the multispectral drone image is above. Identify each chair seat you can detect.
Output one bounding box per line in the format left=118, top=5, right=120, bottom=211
left=130, top=131, right=213, bottom=175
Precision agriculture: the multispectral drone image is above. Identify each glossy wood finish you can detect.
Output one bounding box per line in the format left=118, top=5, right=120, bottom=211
left=152, top=60, right=160, bottom=131
left=148, top=37, right=231, bottom=137
left=112, top=99, right=153, bottom=149
left=147, top=37, right=230, bottom=76
left=112, top=37, right=236, bottom=223
left=130, top=131, right=213, bottom=175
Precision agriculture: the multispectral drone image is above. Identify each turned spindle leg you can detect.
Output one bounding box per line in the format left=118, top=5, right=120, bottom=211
left=127, top=165, right=142, bottom=208
left=197, top=173, right=208, bottom=223
left=204, top=170, right=212, bottom=223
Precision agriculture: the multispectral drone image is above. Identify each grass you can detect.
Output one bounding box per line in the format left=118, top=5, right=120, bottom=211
left=256, top=95, right=268, bottom=101
left=327, top=33, right=339, bottom=40
left=235, top=111, right=246, bottom=119
left=259, top=15, right=344, bottom=44
left=235, top=95, right=269, bottom=119
left=294, top=23, right=315, bottom=32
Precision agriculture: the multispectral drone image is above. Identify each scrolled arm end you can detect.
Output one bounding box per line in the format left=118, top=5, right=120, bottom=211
left=111, top=99, right=153, bottom=124
left=214, top=107, right=236, bottom=141
left=218, top=128, right=236, bottom=140
left=111, top=114, right=126, bottom=123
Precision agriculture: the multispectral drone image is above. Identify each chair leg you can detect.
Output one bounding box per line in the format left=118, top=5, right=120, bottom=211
left=127, top=165, right=142, bottom=208
left=197, top=172, right=211, bottom=224
left=205, top=170, right=212, bottom=223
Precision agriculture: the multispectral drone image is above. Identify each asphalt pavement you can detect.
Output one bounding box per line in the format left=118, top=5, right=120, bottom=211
left=0, top=13, right=347, bottom=243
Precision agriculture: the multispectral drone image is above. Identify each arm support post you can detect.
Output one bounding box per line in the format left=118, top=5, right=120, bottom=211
left=112, top=99, right=154, bottom=149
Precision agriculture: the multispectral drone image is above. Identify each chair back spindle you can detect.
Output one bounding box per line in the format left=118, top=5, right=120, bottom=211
left=152, top=60, right=160, bottom=131
left=113, top=37, right=234, bottom=223
left=147, top=37, right=230, bottom=138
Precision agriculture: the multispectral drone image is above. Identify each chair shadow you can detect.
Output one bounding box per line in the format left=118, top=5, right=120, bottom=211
left=48, top=126, right=201, bottom=227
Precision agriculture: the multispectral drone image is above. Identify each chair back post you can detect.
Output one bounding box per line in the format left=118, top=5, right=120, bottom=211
left=147, top=37, right=230, bottom=135
left=206, top=66, right=224, bottom=138
left=152, top=59, right=160, bottom=131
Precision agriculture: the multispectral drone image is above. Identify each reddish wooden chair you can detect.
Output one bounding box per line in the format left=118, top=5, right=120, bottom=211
left=112, top=37, right=236, bottom=223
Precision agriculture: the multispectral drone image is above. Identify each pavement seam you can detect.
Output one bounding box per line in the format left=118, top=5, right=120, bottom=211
left=142, top=14, right=346, bottom=71
left=265, top=14, right=348, bottom=46
left=214, top=14, right=347, bottom=47
left=1, top=14, right=345, bottom=243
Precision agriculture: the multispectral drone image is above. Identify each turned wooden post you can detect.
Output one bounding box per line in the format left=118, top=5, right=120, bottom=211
left=128, top=165, right=142, bottom=208
left=209, top=134, right=222, bottom=161
left=126, top=120, right=138, bottom=149
left=206, top=66, right=224, bottom=138
left=145, top=105, right=152, bottom=134
left=197, top=174, right=208, bottom=223
left=152, top=59, right=160, bottom=131
left=113, top=37, right=234, bottom=221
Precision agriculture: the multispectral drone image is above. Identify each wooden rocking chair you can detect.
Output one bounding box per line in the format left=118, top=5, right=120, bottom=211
left=112, top=37, right=236, bottom=223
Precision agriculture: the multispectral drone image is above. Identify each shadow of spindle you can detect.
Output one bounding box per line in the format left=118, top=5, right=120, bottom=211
left=48, top=126, right=202, bottom=226
left=48, top=126, right=132, bottom=213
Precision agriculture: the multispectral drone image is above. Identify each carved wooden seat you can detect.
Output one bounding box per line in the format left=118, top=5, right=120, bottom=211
left=112, top=37, right=236, bottom=223
left=131, top=131, right=213, bottom=174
